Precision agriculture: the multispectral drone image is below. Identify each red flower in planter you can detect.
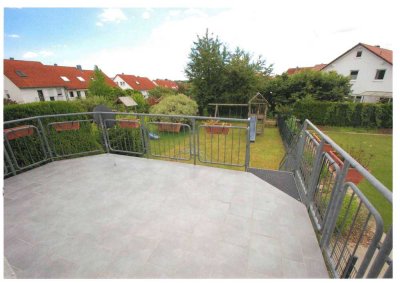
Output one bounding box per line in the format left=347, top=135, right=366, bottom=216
left=53, top=121, right=80, bottom=132
left=4, top=125, right=35, bottom=140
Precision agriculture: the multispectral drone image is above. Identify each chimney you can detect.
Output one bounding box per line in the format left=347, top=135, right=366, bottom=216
left=9, top=57, right=14, bottom=60
left=375, top=45, right=381, bottom=48
left=54, top=63, right=58, bottom=66
left=76, top=65, right=82, bottom=71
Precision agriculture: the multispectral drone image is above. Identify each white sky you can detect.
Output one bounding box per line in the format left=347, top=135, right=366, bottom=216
left=2, top=0, right=398, bottom=80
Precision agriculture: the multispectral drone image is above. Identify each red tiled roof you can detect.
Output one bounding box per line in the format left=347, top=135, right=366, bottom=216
left=321, top=43, right=393, bottom=71
left=286, top=64, right=327, bottom=75
left=4, top=59, right=117, bottom=90
left=360, top=43, right=392, bottom=64
left=154, top=79, right=178, bottom=89
left=116, top=74, right=156, bottom=91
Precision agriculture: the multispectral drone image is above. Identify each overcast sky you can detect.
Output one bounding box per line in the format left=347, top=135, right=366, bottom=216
left=2, top=0, right=397, bottom=80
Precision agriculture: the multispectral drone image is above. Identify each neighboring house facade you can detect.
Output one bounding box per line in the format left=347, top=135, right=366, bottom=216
left=321, top=43, right=393, bottom=103
left=153, top=79, right=179, bottom=90
left=4, top=59, right=117, bottom=103
left=113, top=74, right=156, bottom=98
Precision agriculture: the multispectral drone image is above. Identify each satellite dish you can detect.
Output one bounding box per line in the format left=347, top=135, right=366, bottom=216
left=93, top=105, right=116, bottom=128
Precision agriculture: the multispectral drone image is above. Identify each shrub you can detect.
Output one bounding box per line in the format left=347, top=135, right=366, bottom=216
left=4, top=101, right=86, bottom=121
left=150, top=94, right=198, bottom=122
left=148, top=86, right=177, bottom=99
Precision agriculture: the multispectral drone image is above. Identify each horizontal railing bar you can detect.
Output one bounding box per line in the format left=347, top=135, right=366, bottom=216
left=304, top=119, right=392, bottom=204
left=4, top=112, right=250, bottom=125
left=208, top=103, right=248, bottom=106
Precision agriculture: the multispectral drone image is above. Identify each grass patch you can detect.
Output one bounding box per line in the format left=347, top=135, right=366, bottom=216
left=322, top=128, right=392, bottom=231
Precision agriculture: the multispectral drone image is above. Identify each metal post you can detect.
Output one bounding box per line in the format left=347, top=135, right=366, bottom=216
left=367, top=227, right=392, bottom=278
left=191, top=118, right=196, bottom=165
left=294, top=122, right=308, bottom=172
left=4, top=147, right=16, bottom=176
left=139, top=116, right=149, bottom=157
left=320, top=160, right=350, bottom=249
left=306, top=138, right=325, bottom=206
left=36, top=117, right=54, bottom=161
left=98, top=114, right=110, bottom=153
left=245, top=118, right=251, bottom=171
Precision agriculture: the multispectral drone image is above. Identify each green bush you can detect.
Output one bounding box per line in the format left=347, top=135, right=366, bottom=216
left=148, top=86, right=177, bottom=99
left=292, top=100, right=392, bottom=128
left=150, top=94, right=198, bottom=122
left=4, top=101, right=86, bottom=121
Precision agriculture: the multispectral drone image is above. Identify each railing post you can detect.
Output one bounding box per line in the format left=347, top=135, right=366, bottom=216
left=367, top=227, right=392, bottom=278
left=139, top=116, right=149, bottom=158
left=191, top=118, right=196, bottom=165
left=36, top=117, right=54, bottom=161
left=320, top=160, right=350, bottom=249
left=98, top=114, right=110, bottom=153
left=245, top=118, right=251, bottom=171
left=294, top=122, right=308, bottom=172
left=4, top=147, right=16, bottom=176
left=306, top=138, right=325, bottom=206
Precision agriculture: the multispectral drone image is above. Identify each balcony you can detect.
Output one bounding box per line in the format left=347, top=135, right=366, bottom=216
left=3, top=112, right=392, bottom=278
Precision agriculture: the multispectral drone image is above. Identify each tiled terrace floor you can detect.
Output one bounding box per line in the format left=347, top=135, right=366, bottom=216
left=4, top=154, right=328, bottom=278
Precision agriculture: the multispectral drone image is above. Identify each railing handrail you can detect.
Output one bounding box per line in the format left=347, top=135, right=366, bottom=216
left=304, top=119, right=392, bottom=204
left=3, top=111, right=251, bottom=125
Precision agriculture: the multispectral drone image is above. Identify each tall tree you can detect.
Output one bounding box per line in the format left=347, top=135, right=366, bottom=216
left=185, top=30, right=229, bottom=115
left=88, top=66, right=113, bottom=98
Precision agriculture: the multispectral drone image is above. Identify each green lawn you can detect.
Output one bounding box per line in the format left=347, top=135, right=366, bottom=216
left=321, top=127, right=393, bottom=231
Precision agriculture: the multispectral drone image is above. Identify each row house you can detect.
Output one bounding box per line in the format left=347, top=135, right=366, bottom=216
left=4, top=59, right=117, bottom=103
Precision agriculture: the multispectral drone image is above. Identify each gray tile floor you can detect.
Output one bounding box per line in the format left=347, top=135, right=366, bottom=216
left=4, top=154, right=328, bottom=278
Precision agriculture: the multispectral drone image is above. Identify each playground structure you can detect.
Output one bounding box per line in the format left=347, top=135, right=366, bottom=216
left=208, top=92, right=269, bottom=140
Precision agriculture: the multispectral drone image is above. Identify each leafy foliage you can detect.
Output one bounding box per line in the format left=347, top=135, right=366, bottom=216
left=88, top=66, right=114, bottom=98
left=148, top=86, right=177, bottom=99
left=150, top=94, right=198, bottom=122
left=264, top=70, right=352, bottom=112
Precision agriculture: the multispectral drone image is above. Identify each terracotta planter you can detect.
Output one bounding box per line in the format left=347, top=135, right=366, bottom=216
left=312, top=133, right=333, bottom=152
left=118, top=119, right=140, bottom=129
left=53, top=121, right=80, bottom=132
left=204, top=122, right=232, bottom=135
left=157, top=123, right=182, bottom=133
left=4, top=125, right=35, bottom=140
left=327, top=151, right=364, bottom=185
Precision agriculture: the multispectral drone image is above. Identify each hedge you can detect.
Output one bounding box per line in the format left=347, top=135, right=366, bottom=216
left=292, top=101, right=392, bottom=128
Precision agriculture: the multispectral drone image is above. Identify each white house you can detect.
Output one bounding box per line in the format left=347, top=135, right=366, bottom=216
left=113, top=74, right=156, bottom=98
left=321, top=43, right=393, bottom=103
left=4, top=59, right=117, bottom=103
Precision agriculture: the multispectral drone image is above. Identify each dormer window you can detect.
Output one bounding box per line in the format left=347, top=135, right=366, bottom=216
left=60, top=76, right=70, bottom=82
left=77, top=76, right=85, bottom=82
left=356, top=51, right=362, bottom=57
left=16, top=70, right=27, bottom=77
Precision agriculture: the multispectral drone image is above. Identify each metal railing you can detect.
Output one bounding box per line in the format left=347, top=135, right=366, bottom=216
left=279, top=117, right=393, bottom=278
left=3, top=112, right=251, bottom=177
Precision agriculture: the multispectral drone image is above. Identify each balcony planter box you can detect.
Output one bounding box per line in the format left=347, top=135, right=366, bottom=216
left=311, top=133, right=333, bottom=152
left=4, top=125, right=34, bottom=140
left=157, top=123, right=181, bottom=133
left=118, top=119, right=140, bottom=129
left=327, top=150, right=364, bottom=185
left=204, top=122, right=232, bottom=135
left=53, top=121, right=80, bottom=132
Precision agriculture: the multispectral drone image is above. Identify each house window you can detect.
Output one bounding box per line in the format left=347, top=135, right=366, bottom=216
left=5, top=90, right=10, bottom=99
left=50, top=97, right=55, bottom=101
left=77, top=91, right=81, bottom=99
left=37, top=90, right=45, bottom=101
left=354, top=96, right=362, bottom=102
left=69, top=91, right=74, bottom=98
left=57, top=88, right=63, bottom=96
left=356, top=51, right=362, bottom=57
left=77, top=76, right=85, bottom=82
left=375, top=69, right=386, bottom=80
left=60, top=76, right=70, bottom=82
left=84, top=91, right=88, bottom=96
left=350, top=70, right=359, bottom=80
